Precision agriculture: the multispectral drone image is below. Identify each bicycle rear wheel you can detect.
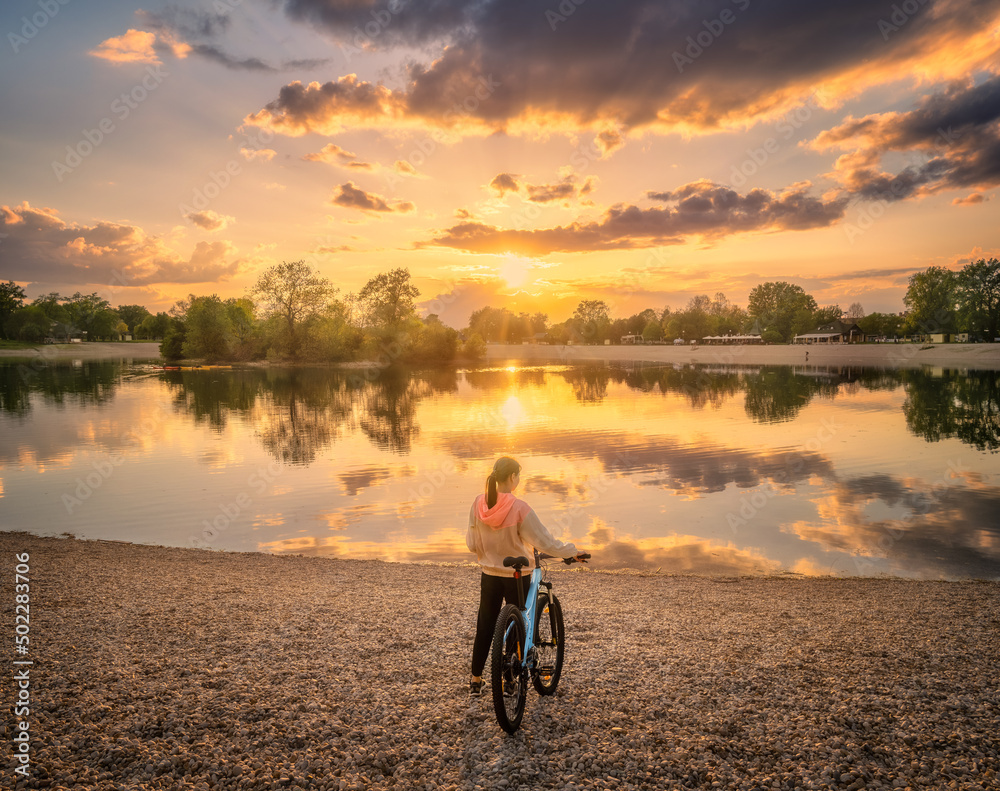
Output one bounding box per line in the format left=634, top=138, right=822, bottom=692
left=531, top=592, right=564, bottom=696
left=490, top=603, right=528, bottom=734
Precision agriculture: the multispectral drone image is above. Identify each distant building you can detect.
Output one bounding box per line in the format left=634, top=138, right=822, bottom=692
left=794, top=319, right=865, bottom=344
left=621, top=334, right=644, bottom=344
left=700, top=334, right=763, bottom=345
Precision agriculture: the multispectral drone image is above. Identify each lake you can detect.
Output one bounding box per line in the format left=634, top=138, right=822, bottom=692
left=1, top=357, right=998, bottom=579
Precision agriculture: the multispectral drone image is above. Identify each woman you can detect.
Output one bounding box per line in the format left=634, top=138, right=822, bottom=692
left=465, top=456, right=585, bottom=696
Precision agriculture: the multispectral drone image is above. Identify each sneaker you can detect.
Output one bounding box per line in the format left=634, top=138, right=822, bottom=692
left=469, top=678, right=484, bottom=697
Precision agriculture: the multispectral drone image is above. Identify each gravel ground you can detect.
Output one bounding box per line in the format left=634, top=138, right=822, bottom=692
left=2, top=532, right=998, bottom=790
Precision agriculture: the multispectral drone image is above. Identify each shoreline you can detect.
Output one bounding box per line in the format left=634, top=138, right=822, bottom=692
left=4, top=530, right=998, bottom=791
left=485, top=341, right=1000, bottom=371
left=4, top=340, right=1000, bottom=371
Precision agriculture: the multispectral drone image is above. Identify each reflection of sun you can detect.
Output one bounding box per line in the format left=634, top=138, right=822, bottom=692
left=497, top=254, right=532, bottom=288
left=501, top=395, right=527, bottom=427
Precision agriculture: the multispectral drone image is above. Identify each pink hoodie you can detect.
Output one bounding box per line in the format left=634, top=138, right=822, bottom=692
left=466, top=492, right=577, bottom=577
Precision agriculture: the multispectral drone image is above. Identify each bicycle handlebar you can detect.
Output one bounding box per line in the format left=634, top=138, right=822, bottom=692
left=537, top=552, right=591, bottom=565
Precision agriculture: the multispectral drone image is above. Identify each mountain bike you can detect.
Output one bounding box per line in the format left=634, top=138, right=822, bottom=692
left=490, top=549, right=590, bottom=734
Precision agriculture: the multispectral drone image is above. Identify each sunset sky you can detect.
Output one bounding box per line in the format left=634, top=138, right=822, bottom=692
left=2, top=0, right=999, bottom=325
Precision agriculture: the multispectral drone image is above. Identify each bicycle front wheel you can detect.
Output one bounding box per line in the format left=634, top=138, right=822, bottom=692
left=531, top=592, right=564, bottom=696
left=490, top=603, right=528, bottom=734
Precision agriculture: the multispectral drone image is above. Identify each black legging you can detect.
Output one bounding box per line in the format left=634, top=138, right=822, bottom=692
left=471, top=572, right=532, bottom=677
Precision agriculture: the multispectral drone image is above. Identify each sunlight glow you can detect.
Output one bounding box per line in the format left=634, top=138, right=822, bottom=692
left=497, top=254, right=533, bottom=288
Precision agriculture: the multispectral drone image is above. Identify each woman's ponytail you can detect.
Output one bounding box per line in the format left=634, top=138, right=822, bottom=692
left=486, top=472, right=498, bottom=508
left=485, top=456, right=521, bottom=508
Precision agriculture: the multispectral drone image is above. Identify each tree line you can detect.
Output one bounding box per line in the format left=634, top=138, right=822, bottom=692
left=1, top=257, right=996, bottom=356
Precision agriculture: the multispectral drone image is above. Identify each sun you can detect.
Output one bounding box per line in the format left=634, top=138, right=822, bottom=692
left=497, top=254, right=533, bottom=288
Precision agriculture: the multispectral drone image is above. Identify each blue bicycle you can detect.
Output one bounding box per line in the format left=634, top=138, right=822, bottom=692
left=490, top=550, right=590, bottom=733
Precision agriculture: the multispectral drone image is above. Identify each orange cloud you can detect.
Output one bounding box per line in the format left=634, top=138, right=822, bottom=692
left=89, top=29, right=161, bottom=65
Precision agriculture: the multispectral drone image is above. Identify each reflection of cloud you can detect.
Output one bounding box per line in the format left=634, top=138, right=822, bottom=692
left=437, top=427, right=831, bottom=497
left=581, top=519, right=780, bottom=574
left=787, top=474, right=1000, bottom=579
left=337, top=465, right=414, bottom=496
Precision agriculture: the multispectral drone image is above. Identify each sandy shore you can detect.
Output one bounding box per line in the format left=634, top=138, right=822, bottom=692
left=0, top=343, right=163, bottom=360
left=486, top=342, right=1000, bottom=371
left=4, top=341, right=1000, bottom=371
left=3, top=531, right=998, bottom=791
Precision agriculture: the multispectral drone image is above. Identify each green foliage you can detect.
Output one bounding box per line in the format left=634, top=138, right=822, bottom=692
left=251, top=260, right=337, bottom=359
left=467, top=306, right=538, bottom=343
left=0, top=281, right=27, bottom=339
left=956, top=258, right=1000, bottom=340
left=116, top=304, right=152, bottom=334
left=571, top=299, right=611, bottom=343
left=358, top=267, right=418, bottom=331
left=5, top=304, right=51, bottom=342
left=182, top=295, right=234, bottom=361
left=408, top=317, right=459, bottom=363
left=641, top=319, right=663, bottom=342
left=160, top=318, right=187, bottom=361
left=137, top=312, right=171, bottom=340
left=460, top=332, right=487, bottom=360
left=761, top=329, right=783, bottom=344
left=858, top=312, right=904, bottom=339
left=301, top=303, right=364, bottom=362
left=747, top=282, right=817, bottom=342
left=903, top=266, right=957, bottom=334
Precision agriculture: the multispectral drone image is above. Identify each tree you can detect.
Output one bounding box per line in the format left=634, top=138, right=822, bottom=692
left=4, top=305, right=50, bottom=342
left=116, top=304, right=152, bottom=334
left=160, top=317, right=187, bottom=361
left=358, top=268, right=418, bottom=331
left=0, top=281, right=26, bottom=339
left=642, top=319, right=663, bottom=342
left=182, top=295, right=234, bottom=361
left=957, top=258, right=1000, bottom=341
left=251, top=261, right=337, bottom=358
left=571, top=299, right=610, bottom=343
left=846, top=302, right=865, bottom=319
left=137, top=312, right=171, bottom=340
left=903, top=266, right=957, bottom=334
left=747, top=282, right=817, bottom=342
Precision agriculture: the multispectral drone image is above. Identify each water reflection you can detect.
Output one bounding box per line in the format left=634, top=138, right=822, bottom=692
left=1, top=360, right=998, bottom=579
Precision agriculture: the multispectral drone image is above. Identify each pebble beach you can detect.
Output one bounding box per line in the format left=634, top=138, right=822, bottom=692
left=2, top=532, right=998, bottom=790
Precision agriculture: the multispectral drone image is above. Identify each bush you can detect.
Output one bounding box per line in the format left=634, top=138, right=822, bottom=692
left=761, top=329, right=783, bottom=344
left=460, top=332, right=487, bottom=360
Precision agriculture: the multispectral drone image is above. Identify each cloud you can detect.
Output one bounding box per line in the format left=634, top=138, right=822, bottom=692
left=94, top=9, right=330, bottom=72
left=487, top=171, right=597, bottom=204
left=812, top=75, right=1000, bottom=202
left=255, top=0, right=1000, bottom=137
left=429, top=180, right=847, bottom=254
left=89, top=29, right=165, bottom=64
left=184, top=210, right=235, bottom=231
left=952, top=192, right=989, bottom=206
left=304, top=143, right=374, bottom=170
left=0, top=202, right=243, bottom=286
left=331, top=182, right=414, bottom=213
left=488, top=173, right=520, bottom=197
left=240, top=147, right=276, bottom=162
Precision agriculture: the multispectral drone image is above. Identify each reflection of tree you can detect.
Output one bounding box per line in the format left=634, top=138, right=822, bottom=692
left=560, top=367, right=610, bottom=403
left=166, top=369, right=261, bottom=431
left=903, top=369, right=1000, bottom=452
left=357, top=367, right=421, bottom=453
left=0, top=360, right=124, bottom=416
left=742, top=368, right=840, bottom=423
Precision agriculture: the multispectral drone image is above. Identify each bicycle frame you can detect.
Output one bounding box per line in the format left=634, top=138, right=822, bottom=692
left=507, top=551, right=544, bottom=667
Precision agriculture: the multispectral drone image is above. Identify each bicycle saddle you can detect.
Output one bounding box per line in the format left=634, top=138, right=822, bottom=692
left=502, top=556, right=530, bottom=569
